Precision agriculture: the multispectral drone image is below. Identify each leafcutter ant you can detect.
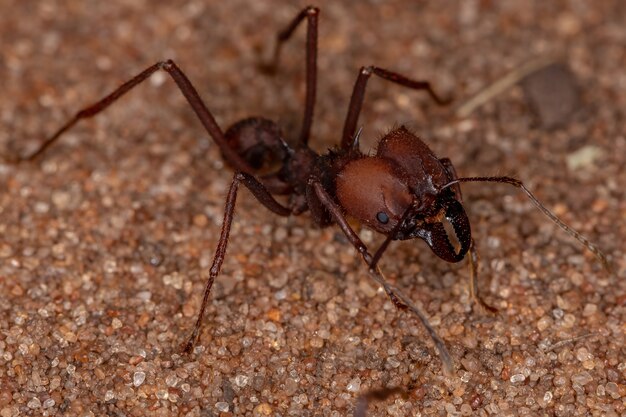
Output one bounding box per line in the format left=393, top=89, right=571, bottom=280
left=8, top=6, right=611, bottom=375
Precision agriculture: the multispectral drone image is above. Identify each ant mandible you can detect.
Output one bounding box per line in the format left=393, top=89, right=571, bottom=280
left=10, top=6, right=611, bottom=375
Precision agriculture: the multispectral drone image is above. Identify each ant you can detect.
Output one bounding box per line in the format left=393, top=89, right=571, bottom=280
left=8, top=6, right=611, bottom=375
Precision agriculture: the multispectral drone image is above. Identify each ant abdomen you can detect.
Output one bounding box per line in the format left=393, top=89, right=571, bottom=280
left=223, top=117, right=289, bottom=174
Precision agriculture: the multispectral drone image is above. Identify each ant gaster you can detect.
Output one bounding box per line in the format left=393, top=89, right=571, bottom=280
left=10, top=6, right=611, bottom=375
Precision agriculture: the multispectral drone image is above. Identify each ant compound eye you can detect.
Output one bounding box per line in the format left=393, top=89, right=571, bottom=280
left=376, top=211, right=390, bottom=224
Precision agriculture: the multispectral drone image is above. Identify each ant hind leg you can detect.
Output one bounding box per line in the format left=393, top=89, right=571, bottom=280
left=260, top=6, right=319, bottom=146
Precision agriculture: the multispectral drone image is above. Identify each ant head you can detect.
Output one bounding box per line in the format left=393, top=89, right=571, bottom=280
left=336, top=126, right=471, bottom=263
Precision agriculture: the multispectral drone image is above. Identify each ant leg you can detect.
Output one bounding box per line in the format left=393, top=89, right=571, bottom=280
left=468, top=240, right=498, bottom=313
left=449, top=176, right=613, bottom=275
left=441, top=157, right=496, bottom=312
left=310, top=180, right=454, bottom=376
left=341, top=66, right=451, bottom=150
left=183, top=171, right=290, bottom=353
left=262, top=6, right=319, bottom=146
left=15, top=60, right=254, bottom=173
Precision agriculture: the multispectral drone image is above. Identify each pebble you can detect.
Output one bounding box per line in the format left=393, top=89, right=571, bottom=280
left=582, top=303, right=597, bottom=317
left=576, top=347, right=593, bottom=362
left=234, top=375, right=249, bottom=388
left=510, top=374, right=526, bottom=383
left=571, top=371, right=593, bottom=386
left=133, top=372, right=146, bottom=387
left=346, top=377, right=361, bottom=393
left=605, top=382, right=620, bottom=399
left=521, top=63, right=580, bottom=129
left=27, top=398, right=41, bottom=409
left=566, top=146, right=605, bottom=171
left=253, top=404, right=272, bottom=416
left=310, top=337, right=324, bottom=348
left=543, top=391, right=553, bottom=403
left=0, top=408, right=17, bottom=417
left=536, top=316, right=552, bottom=331
left=215, top=402, right=229, bottom=412
left=104, top=391, right=115, bottom=402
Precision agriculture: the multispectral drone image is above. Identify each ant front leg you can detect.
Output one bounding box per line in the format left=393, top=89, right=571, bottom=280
left=341, top=66, right=451, bottom=150
left=183, top=171, right=291, bottom=353
left=310, top=180, right=454, bottom=376
left=12, top=60, right=254, bottom=174
left=261, top=6, right=319, bottom=146
left=440, top=157, right=496, bottom=313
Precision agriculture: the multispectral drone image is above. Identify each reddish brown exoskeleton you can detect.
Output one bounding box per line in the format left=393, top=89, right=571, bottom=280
left=9, top=6, right=611, bottom=375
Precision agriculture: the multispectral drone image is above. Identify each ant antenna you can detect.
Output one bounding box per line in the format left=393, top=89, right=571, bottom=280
left=442, top=176, right=612, bottom=274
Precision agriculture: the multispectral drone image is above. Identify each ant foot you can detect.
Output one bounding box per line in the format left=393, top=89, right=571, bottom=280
left=472, top=296, right=498, bottom=315
left=181, top=335, right=198, bottom=355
